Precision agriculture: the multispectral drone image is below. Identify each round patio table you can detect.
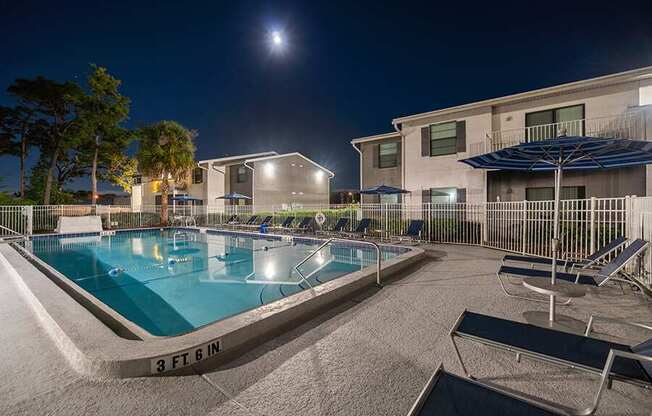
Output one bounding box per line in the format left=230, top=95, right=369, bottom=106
left=522, top=278, right=587, bottom=333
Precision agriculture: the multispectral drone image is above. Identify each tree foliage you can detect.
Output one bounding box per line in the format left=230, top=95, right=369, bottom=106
left=136, top=121, right=196, bottom=225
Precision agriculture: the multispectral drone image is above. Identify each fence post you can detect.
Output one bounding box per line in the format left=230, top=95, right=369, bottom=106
left=24, top=206, right=33, bottom=236
left=107, top=206, right=111, bottom=229
left=521, top=201, right=527, bottom=254
left=481, top=203, right=487, bottom=246
left=590, top=197, right=597, bottom=253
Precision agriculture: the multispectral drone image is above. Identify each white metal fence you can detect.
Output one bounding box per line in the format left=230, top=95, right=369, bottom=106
left=2, top=196, right=652, bottom=289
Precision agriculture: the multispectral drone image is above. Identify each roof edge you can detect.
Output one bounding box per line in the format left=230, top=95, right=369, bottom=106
left=244, top=152, right=335, bottom=177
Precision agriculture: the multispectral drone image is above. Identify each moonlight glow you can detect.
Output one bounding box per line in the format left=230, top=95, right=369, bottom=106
left=269, top=30, right=286, bottom=52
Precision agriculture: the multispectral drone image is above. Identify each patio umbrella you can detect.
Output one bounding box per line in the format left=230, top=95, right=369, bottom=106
left=360, top=185, right=410, bottom=238
left=171, top=195, right=202, bottom=202
left=171, top=195, right=201, bottom=215
left=359, top=184, right=409, bottom=195
left=217, top=193, right=252, bottom=215
left=216, top=192, right=252, bottom=200
left=460, top=136, right=652, bottom=324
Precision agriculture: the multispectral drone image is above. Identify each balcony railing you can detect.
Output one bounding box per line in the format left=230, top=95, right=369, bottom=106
left=481, top=111, right=647, bottom=153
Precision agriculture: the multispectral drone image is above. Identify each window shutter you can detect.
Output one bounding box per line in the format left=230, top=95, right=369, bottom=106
left=422, top=189, right=431, bottom=204
left=372, top=144, right=379, bottom=168
left=396, top=141, right=402, bottom=166
left=421, top=127, right=430, bottom=157
left=457, top=188, right=466, bottom=203
left=456, top=120, right=466, bottom=153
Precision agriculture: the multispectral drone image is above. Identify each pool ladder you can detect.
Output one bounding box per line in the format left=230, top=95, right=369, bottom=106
left=293, top=238, right=382, bottom=287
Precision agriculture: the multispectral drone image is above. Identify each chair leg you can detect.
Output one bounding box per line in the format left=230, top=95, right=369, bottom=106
left=450, top=334, right=474, bottom=379
left=496, top=273, right=572, bottom=305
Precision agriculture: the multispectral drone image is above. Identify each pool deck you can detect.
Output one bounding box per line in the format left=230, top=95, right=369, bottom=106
left=1, top=244, right=650, bottom=415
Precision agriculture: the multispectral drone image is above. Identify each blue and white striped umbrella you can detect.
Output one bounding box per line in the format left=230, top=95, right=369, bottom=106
left=460, top=135, right=652, bottom=326
left=460, top=136, right=652, bottom=171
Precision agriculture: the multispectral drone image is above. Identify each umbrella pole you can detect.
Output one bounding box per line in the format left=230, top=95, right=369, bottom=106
left=550, top=166, right=563, bottom=322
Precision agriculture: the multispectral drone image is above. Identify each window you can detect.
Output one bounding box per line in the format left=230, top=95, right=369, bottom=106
left=378, top=142, right=398, bottom=168
left=192, top=167, right=203, bottom=184
left=237, top=166, right=247, bottom=183
left=430, top=121, right=457, bottom=156
left=525, top=186, right=586, bottom=201
left=379, top=194, right=398, bottom=204
left=430, top=187, right=457, bottom=204
left=525, top=104, right=584, bottom=141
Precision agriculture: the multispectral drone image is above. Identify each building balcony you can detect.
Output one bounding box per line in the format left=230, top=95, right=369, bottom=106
left=474, top=110, right=647, bottom=154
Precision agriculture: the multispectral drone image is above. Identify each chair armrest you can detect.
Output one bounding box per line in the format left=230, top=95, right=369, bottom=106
left=585, top=315, right=652, bottom=336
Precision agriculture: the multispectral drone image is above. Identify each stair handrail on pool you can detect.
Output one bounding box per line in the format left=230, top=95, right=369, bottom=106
left=293, top=238, right=382, bottom=287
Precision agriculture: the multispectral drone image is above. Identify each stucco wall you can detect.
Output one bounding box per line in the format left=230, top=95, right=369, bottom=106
left=487, top=167, right=646, bottom=202
left=358, top=79, right=651, bottom=204
left=401, top=106, right=492, bottom=204
left=251, top=155, right=330, bottom=207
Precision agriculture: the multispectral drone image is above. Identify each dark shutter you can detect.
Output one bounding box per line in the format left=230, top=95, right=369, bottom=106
left=372, top=144, right=379, bottom=168
left=396, top=141, right=402, bottom=166
left=456, top=120, right=466, bottom=153
left=457, top=188, right=467, bottom=203
left=421, top=127, right=430, bottom=157
left=422, top=189, right=431, bottom=204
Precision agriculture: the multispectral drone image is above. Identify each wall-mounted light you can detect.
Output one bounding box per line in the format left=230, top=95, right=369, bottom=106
left=315, top=170, right=324, bottom=183
left=264, top=163, right=275, bottom=177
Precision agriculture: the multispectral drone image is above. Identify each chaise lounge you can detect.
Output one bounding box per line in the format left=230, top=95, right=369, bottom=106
left=445, top=310, right=652, bottom=415
left=497, top=239, right=649, bottom=302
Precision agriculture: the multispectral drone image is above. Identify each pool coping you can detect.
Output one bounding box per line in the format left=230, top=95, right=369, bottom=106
left=0, top=227, right=426, bottom=379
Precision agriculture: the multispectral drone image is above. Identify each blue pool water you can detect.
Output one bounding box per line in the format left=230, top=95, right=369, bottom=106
left=24, top=229, right=407, bottom=336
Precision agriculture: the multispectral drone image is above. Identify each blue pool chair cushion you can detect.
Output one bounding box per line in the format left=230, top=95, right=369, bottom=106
left=498, top=265, right=598, bottom=285
left=415, top=370, right=558, bottom=416
left=456, top=312, right=651, bottom=384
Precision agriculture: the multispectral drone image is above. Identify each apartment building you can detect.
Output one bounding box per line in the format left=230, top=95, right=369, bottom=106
left=131, top=152, right=333, bottom=210
left=352, top=66, right=652, bottom=204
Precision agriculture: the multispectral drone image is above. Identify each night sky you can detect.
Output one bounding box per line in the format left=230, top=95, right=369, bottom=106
left=1, top=0, right=651, bottom=192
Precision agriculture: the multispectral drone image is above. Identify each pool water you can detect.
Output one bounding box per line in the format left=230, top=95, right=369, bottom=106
left=24, top=229, right=406, bottom=336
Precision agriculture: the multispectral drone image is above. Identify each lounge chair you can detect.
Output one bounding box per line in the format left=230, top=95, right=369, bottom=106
left=244, top=215, right=272, bottom=231
left=225, top=214, right=238, bottom=224
left=497, top=239, right=649, bottom=302
left=392, top=220, right=424, bottom=244
left=408, top=364, right=565, bottom=416
left=317, top=217, right=349, bottom=236
left=270, top=216, right=295, bottom=233
left=341, top=218, right=371, bottom=239
left=502, top=236, right=627, bottom=272
left=292, top=217, right=314, bottom=233
left=448, top=310, right=652, bottom=415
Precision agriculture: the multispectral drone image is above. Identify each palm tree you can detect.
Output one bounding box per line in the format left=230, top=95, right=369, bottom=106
left=136, top=121, right=196, bottom=225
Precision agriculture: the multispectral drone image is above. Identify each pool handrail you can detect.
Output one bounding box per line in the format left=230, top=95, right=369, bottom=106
left=293, top=237, right=382, bottom=286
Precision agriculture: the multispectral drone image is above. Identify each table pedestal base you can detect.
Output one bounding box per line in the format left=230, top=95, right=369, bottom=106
left=523, top=311, right=586, bottom=334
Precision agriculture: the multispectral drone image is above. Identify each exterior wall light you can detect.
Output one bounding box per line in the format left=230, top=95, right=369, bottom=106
left=315, top=170, right=324, bottom=182
left=264, top=163, right=275, bottom=177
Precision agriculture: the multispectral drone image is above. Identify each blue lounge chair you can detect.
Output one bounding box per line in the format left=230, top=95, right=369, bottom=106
left=293, top=217, right=314, bottom=233
left=408, top=364, right=564, bottom=416
left=271, top=216, right=295, bottom=232
left=393, top=220, right=424, bottom=244
left=317, top=217, right=349, bottom=236
left=497, top=239, right=649, bottom=302
left=448, top=310, right=652, bottom=415
left=502, top=236, right=627, bottom=271
left=341, top=218, right=371, bottom=239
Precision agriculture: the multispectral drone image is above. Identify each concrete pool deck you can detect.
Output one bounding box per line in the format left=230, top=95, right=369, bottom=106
left=1, top=244, right=650, bottom=415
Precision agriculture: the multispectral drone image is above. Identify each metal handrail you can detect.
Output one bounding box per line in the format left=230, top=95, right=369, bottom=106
left=293, top=238, right=382, bottom=286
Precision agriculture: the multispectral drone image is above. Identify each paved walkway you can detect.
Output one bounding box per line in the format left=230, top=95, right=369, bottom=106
left=1, top=244, right=650, bottom=415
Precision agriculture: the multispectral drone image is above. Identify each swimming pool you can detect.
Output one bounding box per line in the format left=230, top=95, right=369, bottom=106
left=23, top=228, right=408, bottom=337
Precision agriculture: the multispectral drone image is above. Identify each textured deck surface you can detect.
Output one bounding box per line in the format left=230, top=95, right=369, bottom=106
left=1, top=244, right=650, bottom=415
